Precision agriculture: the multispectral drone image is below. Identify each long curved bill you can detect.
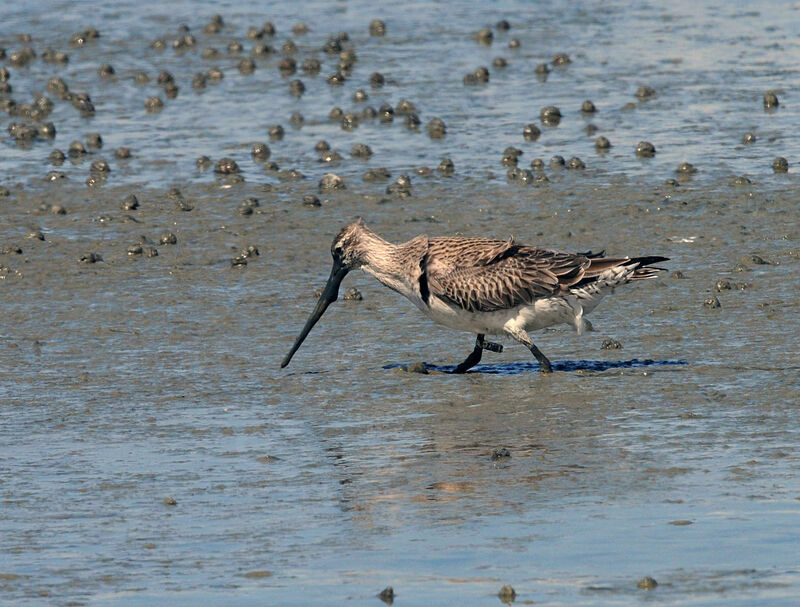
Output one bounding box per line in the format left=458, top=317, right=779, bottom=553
left=281, top=258, right=349, bottom=368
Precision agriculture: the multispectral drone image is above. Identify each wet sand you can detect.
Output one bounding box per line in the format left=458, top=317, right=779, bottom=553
left=2, top=1, right=800, bottom=605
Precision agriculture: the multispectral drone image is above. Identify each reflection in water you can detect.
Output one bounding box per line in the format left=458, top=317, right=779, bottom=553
left=385, top=358, right=689, bottom=374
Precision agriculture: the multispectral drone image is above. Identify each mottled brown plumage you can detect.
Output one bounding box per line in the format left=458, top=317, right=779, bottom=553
left=282, top=220, right=668, bottom=373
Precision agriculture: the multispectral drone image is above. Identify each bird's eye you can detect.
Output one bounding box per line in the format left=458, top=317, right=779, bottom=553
left=333, top=245, right=343, bottom=256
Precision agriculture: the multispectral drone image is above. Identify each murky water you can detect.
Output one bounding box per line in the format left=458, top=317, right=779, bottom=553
left=2, top=1, right=799, bottom=605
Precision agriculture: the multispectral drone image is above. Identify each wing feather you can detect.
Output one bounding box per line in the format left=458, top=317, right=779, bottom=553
left=426, top=241, right=591, bottom=313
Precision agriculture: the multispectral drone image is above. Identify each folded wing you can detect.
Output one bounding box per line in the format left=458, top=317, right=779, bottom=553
left=426, top=241, right=593, bottom=313
left=422, top=233, right=669, bottom=314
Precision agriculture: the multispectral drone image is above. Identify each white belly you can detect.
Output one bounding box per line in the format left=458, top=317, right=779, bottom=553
left=424, top=295, right=586, bottom=336
left=365, top=266, right=612, bottom=338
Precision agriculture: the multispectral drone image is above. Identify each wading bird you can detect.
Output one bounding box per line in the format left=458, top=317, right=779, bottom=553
left=281, top=220, right=667, bottom=373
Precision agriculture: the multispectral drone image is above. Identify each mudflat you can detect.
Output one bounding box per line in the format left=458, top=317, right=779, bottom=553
left=2, top=1, right=799, bottom=605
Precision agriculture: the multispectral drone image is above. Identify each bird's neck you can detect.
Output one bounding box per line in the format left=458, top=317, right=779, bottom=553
left=359, top=231, right=401, bottom=277
left=358, top=231, right=421, bottom=296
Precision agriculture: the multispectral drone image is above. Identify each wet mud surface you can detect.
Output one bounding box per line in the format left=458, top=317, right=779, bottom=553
left=2, top=1, right=800, bottom=606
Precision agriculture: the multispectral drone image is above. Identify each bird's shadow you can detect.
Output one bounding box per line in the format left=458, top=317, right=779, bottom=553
left=384, top=358, right=689, bottom=375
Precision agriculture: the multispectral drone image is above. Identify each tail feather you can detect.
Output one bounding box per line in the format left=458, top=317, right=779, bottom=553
left=627, top=256, right=670, bottom=280
left=568, top=254, right=668, bottom=316
left=572, top=254, right=669, bottom=290
left=628, top=255, right=670, bottom=267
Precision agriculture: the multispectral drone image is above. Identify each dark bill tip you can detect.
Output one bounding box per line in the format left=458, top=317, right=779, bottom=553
left=280, top=260, right=348, bottom=368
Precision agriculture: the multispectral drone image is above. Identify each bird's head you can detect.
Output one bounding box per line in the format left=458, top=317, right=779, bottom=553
left=330, top=219, right=370, bottom=271
left=281, top=220, right=369, bottom=368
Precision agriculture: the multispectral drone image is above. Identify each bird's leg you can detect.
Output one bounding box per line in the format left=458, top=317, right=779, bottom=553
left=452, top=334, right=484, bottom=373
left=505, top=327, right=553, bottom=373
left=452, top=334, right=505, bottom=374
left=477, top=336, right=503, bottom=353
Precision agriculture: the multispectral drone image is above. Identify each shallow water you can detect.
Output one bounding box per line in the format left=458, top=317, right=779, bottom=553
left=3, top=0, right=800, bottom=189
left=2, top=1, right=800, bottom=606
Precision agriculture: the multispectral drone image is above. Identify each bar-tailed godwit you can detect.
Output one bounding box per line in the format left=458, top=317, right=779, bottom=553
left=281, top=220, right=668, bottom=373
